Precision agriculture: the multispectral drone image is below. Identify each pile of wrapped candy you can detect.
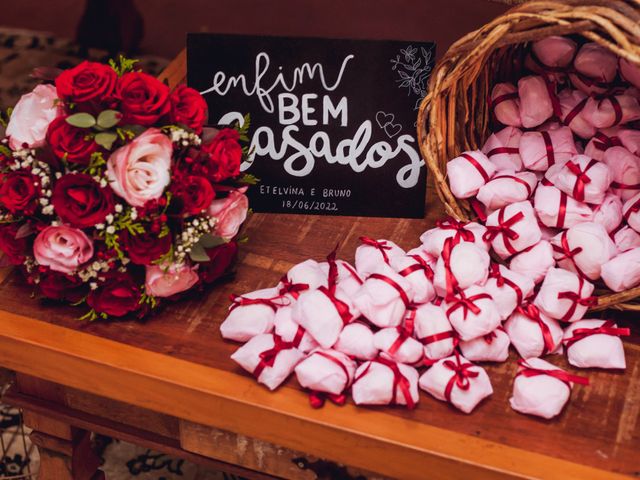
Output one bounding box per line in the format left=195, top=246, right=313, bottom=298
left=220, top=36, right=637, bottom=420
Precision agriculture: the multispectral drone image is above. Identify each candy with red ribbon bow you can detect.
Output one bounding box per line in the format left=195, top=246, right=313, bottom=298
left=274, top=305, right=318, bottom=353
left=535, top=267, right=595, bottom=322
left=220, top=288, right=287, bottom=342
left=519, top=126, right=577, bottom=171
left=484, top=201, right=542, bottom=259
left=446, top=150, right=497, bottom=199
left=554, top=155, right=611, bottom=204
left=334, top=322, right=379, bottom=361
left=295, top=349, right=356, bottom=403
left=563, top=319, right=629, bottom=369
left=485, top=263, right=535, bottom=320
left=355, top=237, right=405, bottom=277
left=481, top=126, right=524, bottom=172
left=510, top=357, right=589, bottom=419
left=413, top=302, right=457, bottom=364
left=420, top=217, right=489, bottom=257
left=391, top=253, right=436, bottom=304
left=231, top=333, right=304, bottom=390
left=445, top=286, right=501, bottom=341
left=352, top=356, right=419, bottom=408
left=459, top=326, right=511, bottom=363
left=373, top=310, right=423, bottom=365
left=419, top=352, right=493, bottom=414
left=505, top=302, right=563, bottom=358
left=433, top=239, right=490, bottom=299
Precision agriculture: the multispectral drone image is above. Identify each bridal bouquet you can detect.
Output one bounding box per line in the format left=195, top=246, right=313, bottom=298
left=0, top=57, right=252, bottom=320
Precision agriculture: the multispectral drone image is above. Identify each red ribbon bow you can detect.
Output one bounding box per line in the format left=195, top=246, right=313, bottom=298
left=565, top=159, right=597, bottom=202
left=516, top=303, right=556, bottom=355
left=309, top=391, right=347, bottom=409
left=488, top=264, right=524, bottom=305
left=593, top=131, right=623, bottom=152
left=388, top=307, right=417, bottom=355
left=355, top=356, right=416, bottom=408
left=516, top=359, right=589, bottom=387
left=482, top=209, right=525, bottom=256
left=552, top=231, right=587, bottom=279
left=398, top=255, right=434, bottom=281
left=359, top=236, right=392, bottom=264
left=443, top=352, right=480, bottom=402
left=557, top=275, right=596, bottom=321
left=563, top=320, right=630, bottom=349
left=483, top=326, right=506, bottom=344
left=435, top=217, right=475, bottom=243
left=446, top=290, right=492, bottom=320
left=252, top=335, right=296, bottom=378
left=229, top=294, right=289, bottom=312
left=278, top=275, right=310, bottom=299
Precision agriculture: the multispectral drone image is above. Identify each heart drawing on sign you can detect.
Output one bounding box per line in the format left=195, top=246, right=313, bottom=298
left=375, top=111, right=402, bottom=138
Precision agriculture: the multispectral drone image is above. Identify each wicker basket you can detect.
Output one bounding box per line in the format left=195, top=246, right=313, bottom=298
left=417, top=0, right=640, bottom=311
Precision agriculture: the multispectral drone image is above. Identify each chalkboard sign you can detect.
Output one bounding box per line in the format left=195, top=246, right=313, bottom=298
left=187, top=33, right=435, bottom=218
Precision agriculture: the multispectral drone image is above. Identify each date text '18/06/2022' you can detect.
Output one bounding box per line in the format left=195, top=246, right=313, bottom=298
left=259, top=184, right=351, bottom=213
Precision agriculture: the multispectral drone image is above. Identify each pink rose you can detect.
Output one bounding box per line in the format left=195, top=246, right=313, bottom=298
left=106, top=128, right=172, bottom=207
left=33, top=225, right=94, bottom=274
left=6, top=84, right=60, bottom=150
left=145, top=263, right=199, bottom=297
left=207, top=187, right=249, bottom=240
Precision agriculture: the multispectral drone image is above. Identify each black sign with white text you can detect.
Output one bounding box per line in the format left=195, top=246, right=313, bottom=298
left=187, top=33, right=435, bottom=218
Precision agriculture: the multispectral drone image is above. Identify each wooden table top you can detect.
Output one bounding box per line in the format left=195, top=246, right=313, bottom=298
left=0, top=51, right=638, bottom=480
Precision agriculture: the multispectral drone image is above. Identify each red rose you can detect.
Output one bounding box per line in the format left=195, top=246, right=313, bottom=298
left=200, top=128, right=242, bottom=182
left=52, top=173, right=115, bottom=228
left=172, top=175, right=215, bottom=216
left=87, top=272, right=141, bottom=317
left=120, top=228, right=172, bottom=265
left=0, top=224, right=28, bottom=265
left=39, top=270, right=88, bottom=303
left=199, top=241, right=238, bottom=284
left=46, top=117, right=98, bottom=165
left=169, top=85, right=208, bottom=133
left=116, top=72, right=170, bottom=126
left=0, top=170, right=40, bottom=214
left=55, top=61, right=117, bottom=104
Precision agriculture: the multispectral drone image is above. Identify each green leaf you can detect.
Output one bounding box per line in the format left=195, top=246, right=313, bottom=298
left=188, top=242, right=210, bottom=262
left=198, top=233, right=226, bottom=249
left=66, top=112, right=96, bottom=129
left=94, top=132, right=118, bottom=150
left=97, top=110, right=121, bottom=129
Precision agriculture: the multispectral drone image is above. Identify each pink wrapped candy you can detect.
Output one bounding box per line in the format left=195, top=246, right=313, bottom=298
left=459, top=326, right=510, bottom=363
left=558, top=89, right=595, bottom=139
left=602, top=146, right=640, bottom=201
left=613, top=226, right=640, bottom=253
left=294, top=286, right=356, bottom=348
left=445, top=285, right=501, bottom=341
left=413, top=302, right=456, bottom=364
left=563, top=319, right=629, bottom=369
left=519, top=126, right=577, bottom=171
left=591, top=193, right=623, bottom=233
left=509, top=241, right=556, bottom=285
left=620, top=57, right=640, bottom=89
left=484, top=264, right=535, bottom=320
left=390, top=253, right=436, bottom=304
left=570, top=42, right=618, bottom=95
left=334, top=322, right=378, bottom=360
left=476, top=172, right=537, bottom=211
left=534, top=182, right=592, bottom=229
left=601, top=247, right=640, bottom=292
left=584, top=128, right=623, bottom=161
left=518, top=75, right=555, bottom=128
left=231, top=334, right=305, bottom=390
left=294, top=348, right=356, bottom=396
left=433, top=238, right=490, bottom=298
left=582, top=90, right=640, bottom=129
left=491, top=82, right=521, bottom=127
left=527, top=36, right=577, bottom=77
left=618, top=128, right=640, bottom=156
left=551, top=223, right=616, bottom=280
left=446, top=150, right=496, bottom=199
left=355, top=237, right=405, bottom=277
left=352, top=357, right=419, bottom=408
left=319, top=259, right=363, bottom=298
left=220, top=288, right=284, bottom=342
left=283, top=260, right=327, bottom=291
left=481, top=126, right=523, bottom=172
left=510, top=358, right=589, bottom=419
left=534, top=267, right=595, bottom=322
left=484, top=201, right=542, bottom=259
left=420, top=218, right=488, bottom=257
left=374, top=325, right=423, bottom=365
left=505, top=303, right=563, bottom=358
left=418, top=353, right=493, bottom=414
left=274, top=305, right=318, bottom=353
left=623, top=192, right=640, bottom=232
left=553, top=155, right=611, bottom=204
left=353, top=264, right=412, bottom=328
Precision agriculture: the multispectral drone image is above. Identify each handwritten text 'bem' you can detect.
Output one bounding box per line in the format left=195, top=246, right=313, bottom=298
left=200, top=52, right=422, bottom=189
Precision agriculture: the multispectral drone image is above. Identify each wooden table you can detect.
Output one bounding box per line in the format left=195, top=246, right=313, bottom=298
left=1, top=52, right=639, bottom=480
